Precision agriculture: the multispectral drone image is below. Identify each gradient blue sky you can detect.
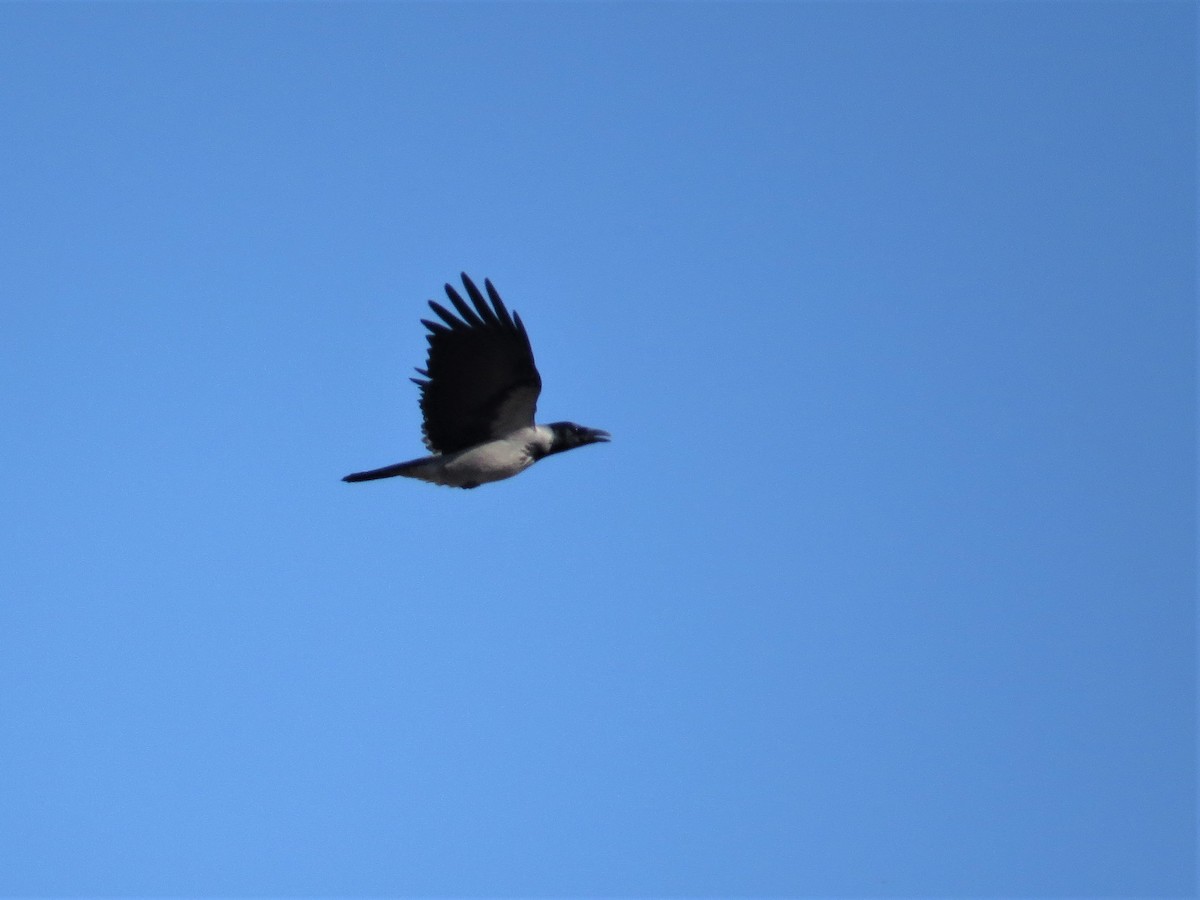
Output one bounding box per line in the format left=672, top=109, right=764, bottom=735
left=1, top=2, right=1194, bottom=897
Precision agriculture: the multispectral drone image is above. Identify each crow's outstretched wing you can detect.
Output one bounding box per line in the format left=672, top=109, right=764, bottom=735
left=411, top=273, right=542, bottom=455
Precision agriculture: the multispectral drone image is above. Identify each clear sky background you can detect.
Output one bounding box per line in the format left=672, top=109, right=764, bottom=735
left=1, top=2, right=1194, bottom=897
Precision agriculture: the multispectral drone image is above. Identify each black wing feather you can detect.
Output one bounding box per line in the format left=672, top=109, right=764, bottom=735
left=462, top=276, right=502, bottom=328
left=485, top=279, right=511, bottom=322
left=415, top=273, right=542, bottom=454
left=440, top=286, right=486, bottom=329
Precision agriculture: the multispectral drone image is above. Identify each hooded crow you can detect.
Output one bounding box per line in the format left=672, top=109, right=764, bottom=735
left=343, top=273, right=609, bottom=489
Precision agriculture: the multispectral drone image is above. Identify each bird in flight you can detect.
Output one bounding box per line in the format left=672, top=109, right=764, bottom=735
left=343, top=273, right=609, bottom=489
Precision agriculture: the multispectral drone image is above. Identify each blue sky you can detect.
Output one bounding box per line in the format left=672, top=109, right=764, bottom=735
left=1, top=2, right=1194, bottom=896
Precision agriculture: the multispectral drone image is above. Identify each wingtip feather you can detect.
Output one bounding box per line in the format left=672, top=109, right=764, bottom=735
left=443, top=283, right=484, bottom=328
left=461, top=273, right=501, bottom=326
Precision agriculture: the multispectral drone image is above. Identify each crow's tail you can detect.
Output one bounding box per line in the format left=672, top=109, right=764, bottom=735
left=342, top=458, right=425, bottom=483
